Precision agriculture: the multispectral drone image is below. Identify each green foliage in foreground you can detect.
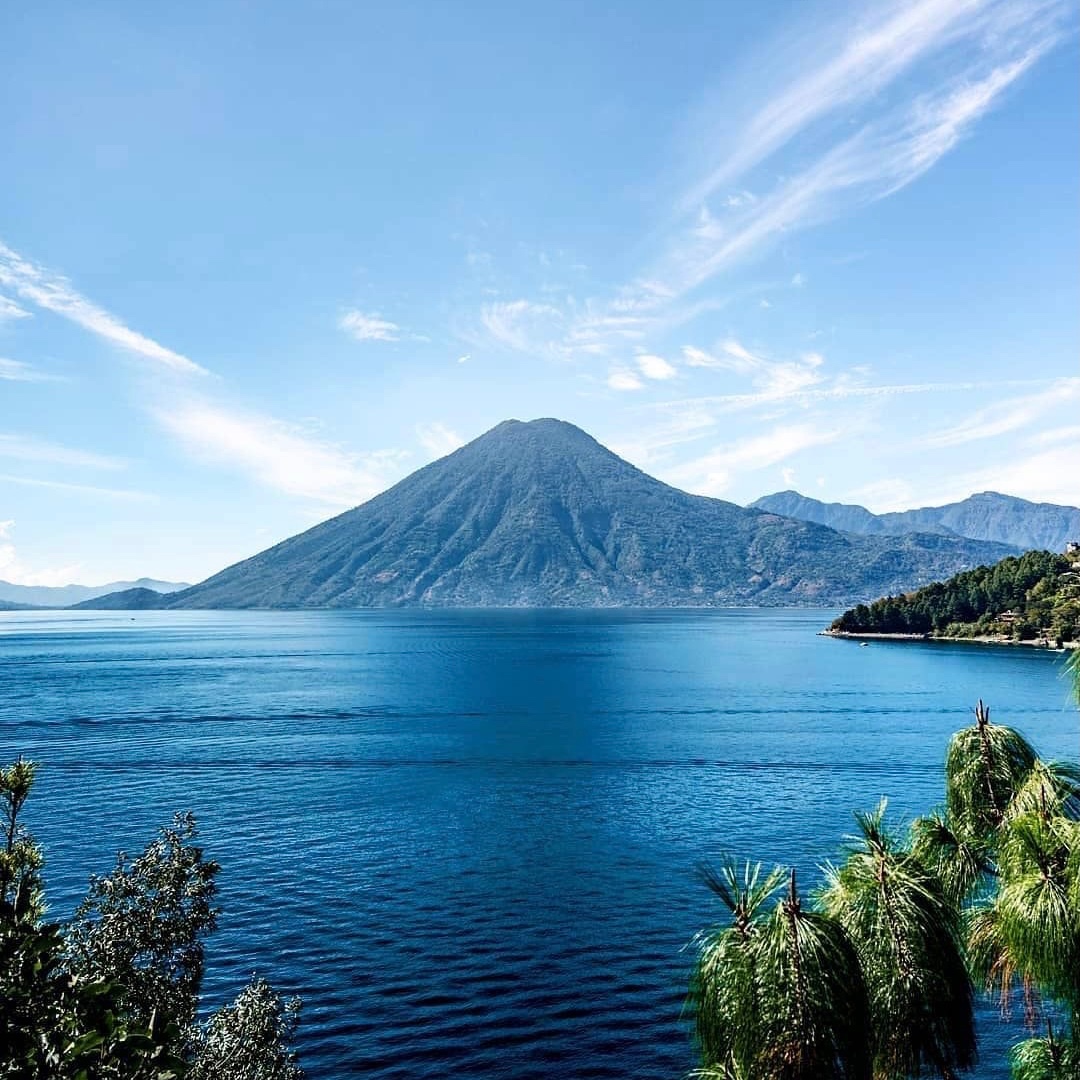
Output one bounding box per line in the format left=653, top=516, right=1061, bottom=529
left=831, top=549, right=1080, bottom=644
left=689, top=681, right=1080, bottom=1079
left=0, top=762, right=303, bottom=1079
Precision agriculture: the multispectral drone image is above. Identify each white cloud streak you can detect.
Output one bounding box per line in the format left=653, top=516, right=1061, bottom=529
left=0, top=241, right=207, bottom=375
left=665, top=423, right=843, bottom=496
left=479, top=300, right=562, bottom=353
left=416, top=422, right=466, bottom=458
left=853, top=442, right=1080, bottom=510
left=661, top=45, right=1054, bottom=298
left=636, top=353, right=678, bottom=380
left=921, top=378, right=1080, bottom=447
left=0, top=474, right=152, bottom=501
left=155, top=400, right=410, bottom=508
left=0, top=295, right=30, bottom=321
left=339, top=310, right=401, bottom=342
left=0, top=434, right=126, bottom=470
left=651, top=375, right=1062, bottom=417
left=608, top=369, right=645, bottom=391
left=682, top=340, right=825, bottom=398
left=0, top=358, right=63, bottom=383
left=0, top=533, right=84, bottom=587
left=684, top=0, right=1056, bottom=207
left=509, top=0, right=1071, bottom=362
left=1026, top=424, right=1080, bottom=448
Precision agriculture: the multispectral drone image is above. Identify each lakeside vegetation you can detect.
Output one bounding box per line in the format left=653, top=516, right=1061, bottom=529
left=0, top=763, right=303, bottom=1079
left=830, top=549, right=1080, bottom=646
left=689, top=653, right=1080, bottom=1079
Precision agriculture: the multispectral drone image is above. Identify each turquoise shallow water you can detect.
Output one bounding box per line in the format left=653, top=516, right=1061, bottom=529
left=1, top=608, right=1076, bottom=1078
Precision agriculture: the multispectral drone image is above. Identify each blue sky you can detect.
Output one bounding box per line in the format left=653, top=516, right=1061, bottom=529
left=1, top=0, right=1078, bottom=586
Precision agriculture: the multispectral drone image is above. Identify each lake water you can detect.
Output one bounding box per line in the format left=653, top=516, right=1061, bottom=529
left=1, top=609, right=1076, bottom=1078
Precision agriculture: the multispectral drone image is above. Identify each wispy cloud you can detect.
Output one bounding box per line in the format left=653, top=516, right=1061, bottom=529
left=651, top=375, right=1061, bottom=417
left=658, top=45, right=1055, bottom=299
left=0, top=474, right=152, bottom=501
left=339, top=310, right=401, bottom=342
left=0, top=434, right=126, bottom=470
left=1025, top=424, right=1080, bottom=448
left=0, top=522, right=84, bottom=587
left=479, top=299, right=562, bottom=353
left=664, top=422, right=843, bottom=496
left=684, top=0, right=1068, bottom=207
left=607, top=368, right=645, bottom=392
left=0, top=295, right=30, bottom=322
left=636, top=353, right=678, bottom=380
left=682, top=340, right=824, bottom=398
left=416, top=422, right=465, bottom=458
left=0, top=357, right=63, bottom=383
left=921, top=377, right=1080, bottom=447
left=859, top=442, right=1080, bottom=511
left=845, top=477, right=919, bottom=512
left=951, top=444, right=1080, bottom=506
left=155, top=399, right=410, bottom=508
left=497, top=0, right=1071, bottom=363
left=606, top=404, right=719, bottom=466
left=0, top=241, right=207, bottom=375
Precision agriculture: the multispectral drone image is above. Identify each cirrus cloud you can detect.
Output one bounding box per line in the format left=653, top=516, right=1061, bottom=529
left=339, top=310, right=401, bottom=342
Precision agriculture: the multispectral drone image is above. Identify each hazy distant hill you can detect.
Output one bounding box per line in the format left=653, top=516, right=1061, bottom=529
left=86, top=418, right=1014, bottom=611
left=751, top=491, right=1080, bottom=552
left=0, top=577, right=190, bottom=609
left=69, top=587, right=173, bottom=611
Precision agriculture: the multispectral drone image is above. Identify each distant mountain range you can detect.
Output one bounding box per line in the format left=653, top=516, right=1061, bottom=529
left=0, top=577, right=190, bottom=609
left=81, top=419, right=1018, bottom=610
left=750, top=491, right=1080, bottom=553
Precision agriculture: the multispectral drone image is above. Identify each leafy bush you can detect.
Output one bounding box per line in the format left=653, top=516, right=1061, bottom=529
left=0, top=762, right=303, bottom=1080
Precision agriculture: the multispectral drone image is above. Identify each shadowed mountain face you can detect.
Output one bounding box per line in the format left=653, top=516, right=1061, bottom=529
left=160, top=419, right=1015, bottom=609
left=751, top=490, right=1080, bottom=552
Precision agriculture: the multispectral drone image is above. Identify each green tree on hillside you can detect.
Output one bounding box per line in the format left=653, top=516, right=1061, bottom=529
left=831, top=550, right=1080, bottom=643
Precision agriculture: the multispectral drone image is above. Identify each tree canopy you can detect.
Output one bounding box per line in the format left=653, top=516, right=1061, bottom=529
left=0, top=762, right=304, bottom=1080
left=830, top=549, right=1080, bottom=645
left=689, top=679, right=1080, bottom=1079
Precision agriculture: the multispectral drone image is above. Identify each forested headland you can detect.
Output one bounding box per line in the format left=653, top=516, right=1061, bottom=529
left=829, top=549, right=1080, bottom=647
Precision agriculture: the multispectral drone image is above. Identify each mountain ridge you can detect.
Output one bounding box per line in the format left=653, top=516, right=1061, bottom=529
left=0, top=577, right=190, bottom=609
left=750, top=490, right=1080, bottom=553
left=79, top=418, right=1018, bottom=610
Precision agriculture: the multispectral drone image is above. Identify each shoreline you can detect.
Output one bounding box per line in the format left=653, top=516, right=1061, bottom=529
left=821, top=629, right=1077, bottom=652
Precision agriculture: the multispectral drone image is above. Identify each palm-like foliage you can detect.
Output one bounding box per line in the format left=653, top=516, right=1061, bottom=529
left=945, top=701, right=1037, bottom=843
left=691, top=858, right=784, bottom=1073
left=754, top=875, right=872, bottom=1080
left=690, top=859, right=871, bottom=1080
left=1002, top=760, right=1080, bottom=825
left=1010, top=1023, right=1079, bottom=1080
left=910, top=811, right=992, bottom=909
left=970, top=809, right=1080, bottom=1018
left=819, top=801, right=976, bottom=1079
left=687, top=697, right=1079, bottom=1080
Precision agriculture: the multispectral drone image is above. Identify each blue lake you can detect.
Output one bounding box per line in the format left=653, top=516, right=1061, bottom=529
left=1, top=608, right=1076, bottom=1078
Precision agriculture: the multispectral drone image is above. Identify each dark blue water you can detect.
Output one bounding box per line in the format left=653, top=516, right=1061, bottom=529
left=1, top=609, right=1076, bottom=1078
